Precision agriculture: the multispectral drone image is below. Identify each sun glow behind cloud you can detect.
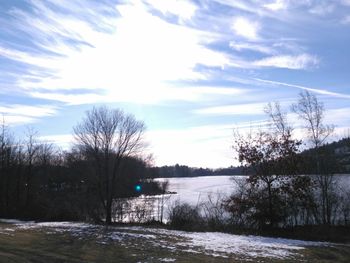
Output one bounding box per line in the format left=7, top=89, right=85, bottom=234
left=2, top=0, right=231, bottom=105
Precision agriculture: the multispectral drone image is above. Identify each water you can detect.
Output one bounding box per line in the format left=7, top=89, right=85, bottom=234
left=155, top=175, right=244, bottom=206
left=155, top=175, right=350, bottom=207
left=113, top=175, right=241, bottom=222
left=115, top=174, right=350, bottom=223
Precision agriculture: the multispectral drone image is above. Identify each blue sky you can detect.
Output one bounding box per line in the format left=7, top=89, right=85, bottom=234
left=1, top=0, right=350, bottom=168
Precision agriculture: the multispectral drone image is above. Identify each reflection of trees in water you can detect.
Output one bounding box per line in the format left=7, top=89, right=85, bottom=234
left=113, top=194, right=172, bottom=223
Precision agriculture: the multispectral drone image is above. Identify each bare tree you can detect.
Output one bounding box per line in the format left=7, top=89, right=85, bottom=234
left=73, top=106, right=146, bottom=224
left=24, top=128, right=40, bottom=208
left=292, top=90, right=335, bottom=225
left=37, top=142, right=55, bottom=167
left=0, top=118, right=13, bottom=214
left=265, top=102, right=290, bottom=137
left=291, top=90, right=334, bottom=150
left=157, top=180, right=169, bottom=224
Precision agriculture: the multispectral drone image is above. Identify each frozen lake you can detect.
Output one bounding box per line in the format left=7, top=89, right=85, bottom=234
left=155, top=175, right=242, bottom=206
left=156, top=174, right=350, bottom=205
left=114, top=175, right=240, bottom=222
left=116, top=174, right=350, bottom=222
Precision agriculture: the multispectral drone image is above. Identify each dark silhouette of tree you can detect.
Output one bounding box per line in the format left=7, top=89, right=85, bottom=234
left=73, top=106, right=146, bottom=224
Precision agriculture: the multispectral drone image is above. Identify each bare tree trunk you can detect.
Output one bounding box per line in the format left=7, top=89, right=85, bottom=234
left=105, top=199, right=112, bottom=224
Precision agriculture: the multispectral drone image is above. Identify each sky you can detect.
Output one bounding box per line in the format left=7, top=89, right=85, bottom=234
left=0, top=0, right=350, bottom=168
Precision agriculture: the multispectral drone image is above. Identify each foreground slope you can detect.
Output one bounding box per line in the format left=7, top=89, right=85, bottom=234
left=1, top=220, right=349, bottom=262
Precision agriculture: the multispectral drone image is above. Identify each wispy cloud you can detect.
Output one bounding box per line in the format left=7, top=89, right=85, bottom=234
left=229, top=41, right=274, bottom=54
left=146, top=0, right=198, bottom=21
left=213, top=0, right=274, bottom=18
left=1, top=0, right=349, bottom=168
left=263, top=0, right=288, bottom=11
left=30, top=86, right=247, bottom=105
left=0, top=0, right=332, bottom=107
left=253, top=54, right=319, bottom=70
left=0, top=104, right=57, bottom=125
left=193, top=102, right=267, bottom=116
left=0, top=105, right=56, bottom=117
left=325, top=107, right=350, bottom=125
left=309, top=3, right=335, bottom=16
left=341, top=0, right=350, bottom=6
left=2, top=1, right=230, bottom=104
left=232, top=17, right=260, bottom=40
left=341, top=16, right=350, bottom=24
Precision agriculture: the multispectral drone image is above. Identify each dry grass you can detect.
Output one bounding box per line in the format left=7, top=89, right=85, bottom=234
left=0, top=222, right=349, bottom=263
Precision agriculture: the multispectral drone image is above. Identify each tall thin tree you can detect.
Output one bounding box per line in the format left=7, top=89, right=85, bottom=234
left=292, top=90, right=335, bottom=225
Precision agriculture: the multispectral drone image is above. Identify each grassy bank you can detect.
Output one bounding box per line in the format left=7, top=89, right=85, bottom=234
left=1, top=221, right=350, bottom=263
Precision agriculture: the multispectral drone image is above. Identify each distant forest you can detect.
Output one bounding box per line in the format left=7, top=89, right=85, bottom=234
left=150, top=165, right=244, bottom=178
left=301, top=137, right=350, bottom=173
left=151, top=137, right=350, bottom=178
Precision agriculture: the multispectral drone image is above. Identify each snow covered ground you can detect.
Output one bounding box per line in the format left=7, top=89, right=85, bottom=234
left=0, top=219, right=330, bottom=261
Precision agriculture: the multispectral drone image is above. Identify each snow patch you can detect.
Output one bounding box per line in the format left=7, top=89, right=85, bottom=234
left=1, top=220, right=330, bottom=260
left=119, top=226, right=328, bottom=259
left=0, top=218, right=35, bottom=224
left=159, top=258, right=176, bottom=262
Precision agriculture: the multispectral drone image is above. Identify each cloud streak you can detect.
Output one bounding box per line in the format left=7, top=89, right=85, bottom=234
left=253, top=54, right=319, bottom=70
left=0, top=104, right=57, bottom=125
left=255, top=78, right=350, bottom=99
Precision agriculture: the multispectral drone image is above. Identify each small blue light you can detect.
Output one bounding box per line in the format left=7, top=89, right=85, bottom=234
left=135, top=184, right=142, bottom=192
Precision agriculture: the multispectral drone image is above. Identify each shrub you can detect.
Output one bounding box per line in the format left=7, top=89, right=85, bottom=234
left=168, top=202, right=203, bottom=231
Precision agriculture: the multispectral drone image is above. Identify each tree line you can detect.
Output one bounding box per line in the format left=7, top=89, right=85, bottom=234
left=150, top=165, right=244, bottom=178
left=0, top=106, right=162, bottom=224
